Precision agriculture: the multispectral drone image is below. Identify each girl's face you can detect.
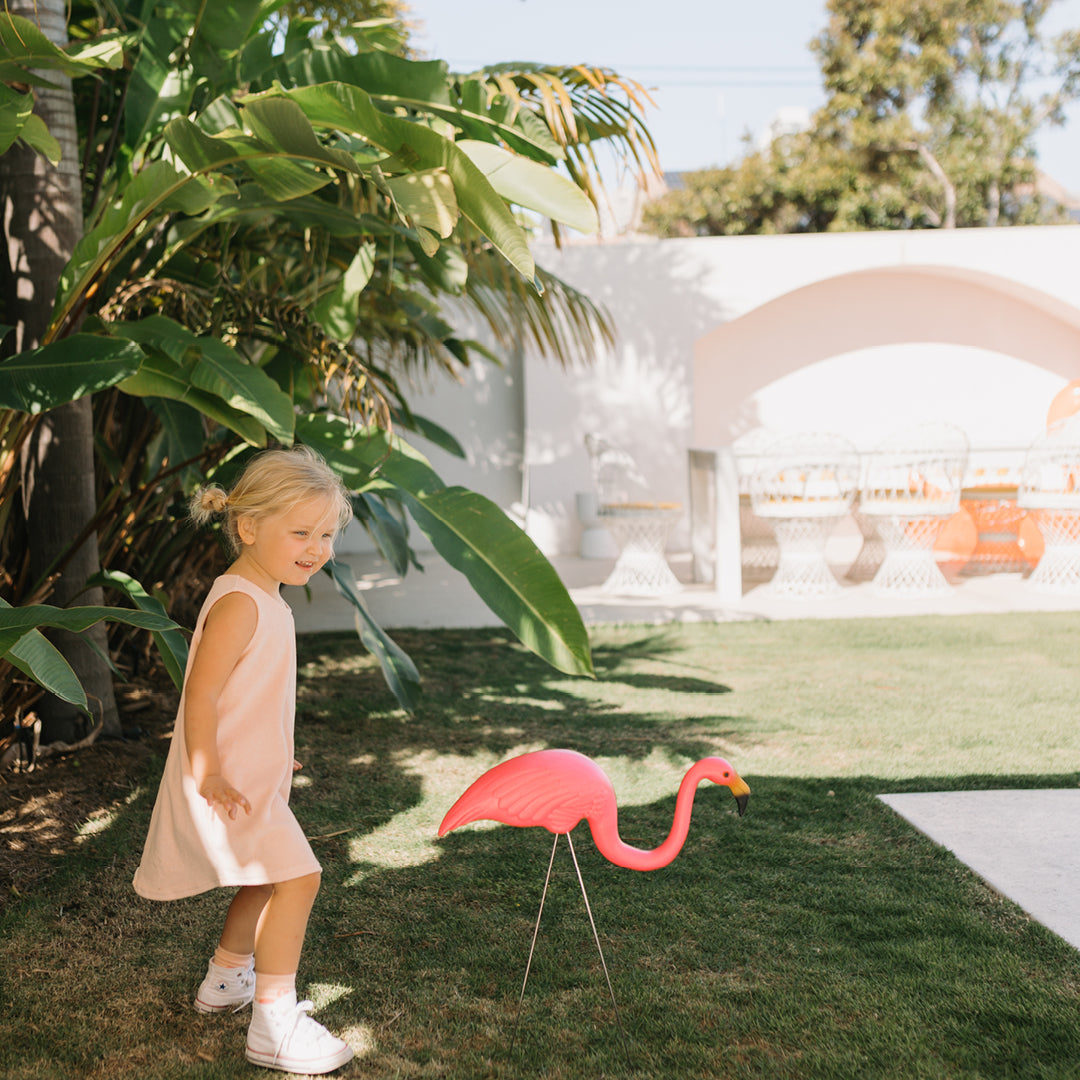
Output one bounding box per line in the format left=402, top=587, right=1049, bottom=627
left=235, top=494, right=339, bottom=591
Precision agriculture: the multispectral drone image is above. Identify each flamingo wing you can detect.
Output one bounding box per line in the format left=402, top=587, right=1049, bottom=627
left=438, top=749, right=613, bottom=837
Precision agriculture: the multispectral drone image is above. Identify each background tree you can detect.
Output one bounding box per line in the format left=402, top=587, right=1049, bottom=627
left=643, top=0, right=1080, bottom=237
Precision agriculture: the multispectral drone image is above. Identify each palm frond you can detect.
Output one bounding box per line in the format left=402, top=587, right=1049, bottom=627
left=462, top=63, right=662, bottom=194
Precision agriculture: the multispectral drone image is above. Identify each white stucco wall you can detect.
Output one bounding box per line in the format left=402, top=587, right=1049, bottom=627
left=337, top=309, right=526, bottom=556
left=521, top=225, right=1080, bottom=556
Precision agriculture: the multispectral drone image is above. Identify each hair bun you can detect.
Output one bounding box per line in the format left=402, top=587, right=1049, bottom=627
left=197, top=485, right=229, bottom=514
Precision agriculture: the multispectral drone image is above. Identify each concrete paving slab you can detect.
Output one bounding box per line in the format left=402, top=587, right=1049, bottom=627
left=879, top=790, right=1080, bottom=950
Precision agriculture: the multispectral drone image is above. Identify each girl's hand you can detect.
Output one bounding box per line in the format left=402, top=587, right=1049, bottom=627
left=293, top=758, right=302, bottom=772
left=199, top=774, right=252, bottom=820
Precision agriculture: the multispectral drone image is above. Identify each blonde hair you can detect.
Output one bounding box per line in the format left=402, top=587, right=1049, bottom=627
left=191, top=445, right=353, bottom=557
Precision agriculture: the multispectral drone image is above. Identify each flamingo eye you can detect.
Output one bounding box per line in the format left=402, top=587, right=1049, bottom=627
left=723, top=771, right=730, bottom=778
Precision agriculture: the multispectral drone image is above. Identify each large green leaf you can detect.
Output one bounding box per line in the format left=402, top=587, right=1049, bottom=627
left=0, top=14, right=122, bottom=80
left=322, top=559, right=421, bottom=712
left=313, top=242, right=376, bottom=341
left=123, top=0, right=273, bottom=159
left=294, top=412, right=393, bottom=488
left=0, top=599, right=86, bottom=711
left=282, top=44, right=562, bottom=164
left=352, top=492, right=414, bottom=578
left=55, top=160, right=236, bottom=325
left=163, top=115, right=334, bottom=203
left=288, top=47, right=454, bottom=108
left=163, top=96, right=364, bottom=206
left=0, top=83, right=33, bottom=158
left=261, top=83, right=537, bottom=283
left=15, top=113, right=61, bottom=164
left=111, top=317, right=293, bottom=444
left=390, top=409, right=467, bottom=459
left=190, top=341, right=294, bottom=445
left=143, top=396, right=211, bottom=476
left=457, top=139, right=599, bottom=234
left=124, top=5, right=196, bottom=158
left=380, top=169, right=458, bottom=253
left=243, top=96, right=360, bottom=176
left=116, top=351, right=269, bottom=448
left=89, top=571, right=189, bottom=692
left=0, top=604, right=179, bottom=661
left=397, top=486, right=593, bottom=678
left=295, top=414, right=593, bottom=678
left=0, top=335, right=144, bottom=413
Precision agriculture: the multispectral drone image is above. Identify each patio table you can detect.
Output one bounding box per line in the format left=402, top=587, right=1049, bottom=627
left=959, top=484, right=1025, bottom=574
left=598, top=503, right=683, bottom=596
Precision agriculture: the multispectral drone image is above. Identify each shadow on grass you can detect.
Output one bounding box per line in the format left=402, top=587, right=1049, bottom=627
left=6, top=622, right=1080, bottom=1077
left=5, top=768, right=1080, bottom=1079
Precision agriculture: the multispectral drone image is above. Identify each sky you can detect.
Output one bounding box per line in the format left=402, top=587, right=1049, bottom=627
left=409, top=0, right=1080, bottom=196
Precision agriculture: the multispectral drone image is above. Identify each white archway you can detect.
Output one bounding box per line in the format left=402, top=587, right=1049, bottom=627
left=693, top=265, right=1080, bottom=449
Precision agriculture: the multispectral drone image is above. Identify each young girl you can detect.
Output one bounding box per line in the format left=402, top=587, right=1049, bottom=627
left=134, top=445, right=355, bottom=1074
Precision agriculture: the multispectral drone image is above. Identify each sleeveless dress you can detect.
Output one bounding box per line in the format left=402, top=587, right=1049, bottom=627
left=133, top=575, right=321, bottom=900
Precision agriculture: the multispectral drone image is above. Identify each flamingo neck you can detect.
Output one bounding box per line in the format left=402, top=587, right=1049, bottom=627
left=585, top=760, right=712, bottom=871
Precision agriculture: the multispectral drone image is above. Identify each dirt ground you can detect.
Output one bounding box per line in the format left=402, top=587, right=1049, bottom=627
left=0, top=674, right=179, bottom=910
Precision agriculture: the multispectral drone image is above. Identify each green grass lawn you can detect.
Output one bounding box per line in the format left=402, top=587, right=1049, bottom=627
left=4, top=613, right=1080, bottom=1078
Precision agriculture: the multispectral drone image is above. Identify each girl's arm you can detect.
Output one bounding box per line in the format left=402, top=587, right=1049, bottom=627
left=184, top=591, right=259, bottom=820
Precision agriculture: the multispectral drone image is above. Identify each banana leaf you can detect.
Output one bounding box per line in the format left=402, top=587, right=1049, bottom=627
left=0, top=599, right=180, bottom=712
left=296, top=414, right=593, bottom=679
left=88, top=571, right=189, bottom=691
left=0, top=335, right=144, bottom=413
left=322, top=559, right=421, bottom=712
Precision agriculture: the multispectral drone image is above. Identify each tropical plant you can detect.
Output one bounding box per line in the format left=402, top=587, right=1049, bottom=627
left=0, top=1, right=660, bottom=753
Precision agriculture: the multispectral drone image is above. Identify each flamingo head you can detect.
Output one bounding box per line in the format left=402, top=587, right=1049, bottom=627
left=699, top=757, right=750, bottom=817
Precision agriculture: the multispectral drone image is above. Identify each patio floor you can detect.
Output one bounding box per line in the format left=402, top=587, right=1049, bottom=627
left=288, top=549, right=1080, bottom=634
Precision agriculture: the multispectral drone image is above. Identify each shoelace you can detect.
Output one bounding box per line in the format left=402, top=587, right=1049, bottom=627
left=271, top=999, right=332, bottom=1067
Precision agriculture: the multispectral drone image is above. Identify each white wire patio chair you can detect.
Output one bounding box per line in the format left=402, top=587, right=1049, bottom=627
left=859, top=422, right=969, bottom=596
left=1018, top=416, right=1080, bottom=594
left=584, top=433, right=682, bottom=596
left=747, top=431, right=859, bottom=597
left=733, top=428, right=779, bottom=576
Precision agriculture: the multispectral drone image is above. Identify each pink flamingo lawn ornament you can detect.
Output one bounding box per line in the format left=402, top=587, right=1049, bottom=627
left=438, top=748, right=750, bottom=1060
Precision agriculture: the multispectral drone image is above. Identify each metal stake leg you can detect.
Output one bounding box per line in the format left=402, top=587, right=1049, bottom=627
left=509, top=832, right=559, bottom=1057
left=565, top=833, right=632, bottom=1069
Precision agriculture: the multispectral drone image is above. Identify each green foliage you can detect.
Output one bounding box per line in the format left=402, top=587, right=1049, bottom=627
left=0, top=597, right=179, bottom=713
left=0, top=1, right=658, bottom=724
left=644, top=0, right=1080, bottom=236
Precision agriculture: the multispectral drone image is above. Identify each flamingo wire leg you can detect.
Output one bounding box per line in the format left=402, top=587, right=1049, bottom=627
left=509, top=831, right=559, bottom=1058
left=565, top=832, right=632, bottom=1070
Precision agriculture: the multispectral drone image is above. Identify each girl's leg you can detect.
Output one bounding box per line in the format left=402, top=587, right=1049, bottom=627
left=246, top=872, right=352, bottom=1070
left=254, top=871, right=321, bottom=977
left=194, top=885, right=272, bottom=1014
left=219, top=883, right=274, bottom=956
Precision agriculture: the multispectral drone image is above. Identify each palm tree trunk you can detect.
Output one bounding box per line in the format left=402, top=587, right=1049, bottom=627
left=2, top=0, right=120, bottom=741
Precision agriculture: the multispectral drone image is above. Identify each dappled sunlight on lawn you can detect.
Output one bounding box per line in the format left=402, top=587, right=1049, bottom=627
left=345, top=746, right=545, bottom=881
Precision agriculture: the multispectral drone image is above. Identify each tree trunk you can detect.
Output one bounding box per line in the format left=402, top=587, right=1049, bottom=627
left=986, top=179, right=1001, bottom=227
left=913, top=142, right=957, bottom=229
left=2, top=0, right=120, bottom=741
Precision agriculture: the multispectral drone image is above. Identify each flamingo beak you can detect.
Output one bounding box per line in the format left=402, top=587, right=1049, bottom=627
left=729, top=775, right=751, bottom=817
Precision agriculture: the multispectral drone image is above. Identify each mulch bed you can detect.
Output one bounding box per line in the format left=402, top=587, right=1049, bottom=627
left=0, top=675, right=179, bottom=910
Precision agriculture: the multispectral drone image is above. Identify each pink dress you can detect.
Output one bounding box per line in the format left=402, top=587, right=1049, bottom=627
left=133, top=575, right=320, bottom=900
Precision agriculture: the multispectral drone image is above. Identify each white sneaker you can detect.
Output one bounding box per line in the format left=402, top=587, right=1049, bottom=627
left=246, top=992, right=354, bottom=1074
left=194, top=959, right=255, bottom=1013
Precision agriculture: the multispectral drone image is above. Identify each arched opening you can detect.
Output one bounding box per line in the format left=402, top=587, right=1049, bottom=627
left=693, top=265, right=1080, bottom=448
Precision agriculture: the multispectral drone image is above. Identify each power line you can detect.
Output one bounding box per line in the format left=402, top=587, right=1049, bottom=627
left=443, top=60, right=819, bottom=74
